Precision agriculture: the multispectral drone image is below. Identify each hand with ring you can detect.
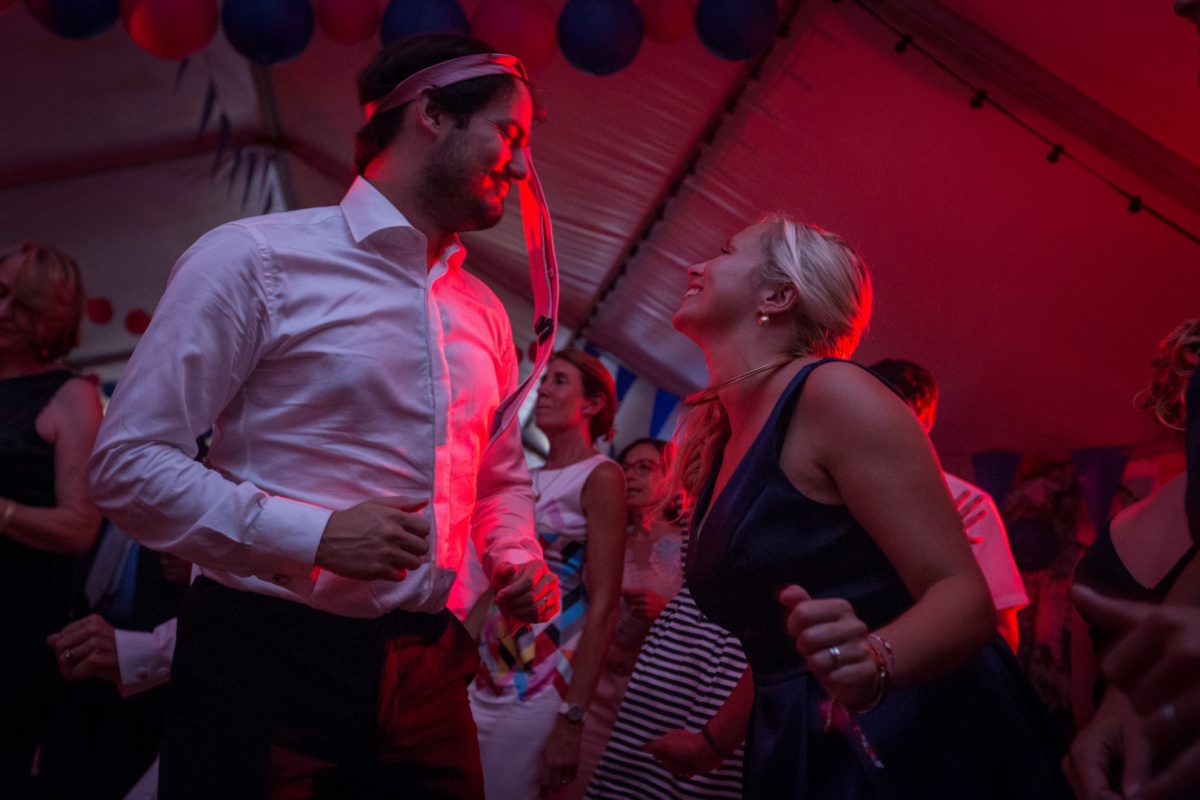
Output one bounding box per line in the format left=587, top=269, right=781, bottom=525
left=46, top=613, right=121, bottom=684
left=776, top=584, right=876, bottom=710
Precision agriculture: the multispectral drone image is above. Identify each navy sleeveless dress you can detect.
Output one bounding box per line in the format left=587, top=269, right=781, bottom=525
left=685, top=359, right=1071, bottom=799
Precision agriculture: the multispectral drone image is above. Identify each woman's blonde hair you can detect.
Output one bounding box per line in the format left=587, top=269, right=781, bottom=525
left=672, top=215, right=873, bottom=499
left=0, top=241, right=85, bottom=362
left=1143, top=319, right=1200, bottom=433
left=757, top=214, right=872, bottom=358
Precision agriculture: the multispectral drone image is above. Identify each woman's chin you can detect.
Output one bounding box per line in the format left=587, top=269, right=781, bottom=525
left=671, top=308, right=701, bottom=340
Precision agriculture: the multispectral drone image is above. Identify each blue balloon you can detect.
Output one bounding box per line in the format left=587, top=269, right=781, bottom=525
left=558, top=0, right=643, bottom=77
left=380, top=0, right=468, bottom=45
left=696, top=0, right=777, bottom=61
left=222, top=0, right=314, bottom=66
left=25, top=0, right=119, bottom=39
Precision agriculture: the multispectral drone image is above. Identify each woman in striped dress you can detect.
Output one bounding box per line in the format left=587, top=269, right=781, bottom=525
left=585, top=547, right=750, bottom=799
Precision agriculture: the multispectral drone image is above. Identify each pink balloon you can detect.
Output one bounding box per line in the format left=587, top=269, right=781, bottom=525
left=471, top=0, right=557, bottom=73
left=316, top=0, right=379, bottom=45
left=120, top=0, right=218, bottom=60
left=639, top=0, right=692, bottom=44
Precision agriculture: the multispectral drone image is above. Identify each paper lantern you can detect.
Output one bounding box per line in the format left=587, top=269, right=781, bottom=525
left=124, top=309, right=151, bottom=335
left=85, top=297, right=113, bottom=325
left=120, top=0, right=217, bottom=60
left=639, top=0, right=690, bottom=44
left=222, top=0, right=314, bottom=66
left=380, top=0, right=468, bottom=45
left=315, top=0, right=378, bottom=44
left=25, top=0, right=120, bottom=39
left=471, top=0, right=556, bottom=73
left=695, top=0, right=776, bottom=61
left=558, top=0, right=643, bottom=76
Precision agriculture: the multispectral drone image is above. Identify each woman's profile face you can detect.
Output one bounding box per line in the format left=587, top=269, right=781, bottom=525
left=671, top=222, right=770, bottom=340
left=534, top=358, right=591, bottom=434
left=622, top=442, right=667, bottom=512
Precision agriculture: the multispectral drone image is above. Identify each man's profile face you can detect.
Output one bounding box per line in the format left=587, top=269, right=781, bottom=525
left=418, top=82, right=534, bottom=234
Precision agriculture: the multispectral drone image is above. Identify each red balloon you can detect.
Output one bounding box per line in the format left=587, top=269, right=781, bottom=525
left=471, top=0, right=557, bottom=73
left=316, top=0, right=379, bottom=45
left=640, top=0, right=692, bottom=44
left=85, top=297, right=114, bottom=325
left=124, top=309, right=151, bottom=335
left=120, top=0, right=218, bottom=60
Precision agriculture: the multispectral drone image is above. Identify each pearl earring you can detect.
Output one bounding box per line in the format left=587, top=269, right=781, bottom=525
left=757, top=311, right=770, bottom=327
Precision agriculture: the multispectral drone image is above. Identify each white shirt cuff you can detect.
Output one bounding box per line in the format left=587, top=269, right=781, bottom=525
left=115, top=624, right=175, bottom=698
left=246, top=496, right=331, bottom=592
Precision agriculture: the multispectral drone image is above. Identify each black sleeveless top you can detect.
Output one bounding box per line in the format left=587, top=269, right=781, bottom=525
left=686, top=358, right=1070, bottom=799
left=1, top=369, right=74, bottom=507
left=0, top=369, right=79, bottom=641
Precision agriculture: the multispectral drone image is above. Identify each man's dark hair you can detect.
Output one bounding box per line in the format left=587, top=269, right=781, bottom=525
left=355, top=33, right=529, bottom=175
left=869, top=358, right=938, bottom=420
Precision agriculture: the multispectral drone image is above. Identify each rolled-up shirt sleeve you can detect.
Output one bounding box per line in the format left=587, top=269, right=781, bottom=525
left=87, top=225, right=328, bottom=589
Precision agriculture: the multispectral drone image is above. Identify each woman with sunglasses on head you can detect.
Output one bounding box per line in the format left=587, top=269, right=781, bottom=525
left=469, top=348, right=627, bottom=799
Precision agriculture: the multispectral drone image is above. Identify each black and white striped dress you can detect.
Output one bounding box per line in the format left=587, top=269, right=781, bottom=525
left=584, top=582, right=747, bottom=799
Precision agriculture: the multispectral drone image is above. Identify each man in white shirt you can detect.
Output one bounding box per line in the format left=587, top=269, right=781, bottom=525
left=87, top=33, right=558, bottom=798
left=870, top=359, right=1029, bottom=651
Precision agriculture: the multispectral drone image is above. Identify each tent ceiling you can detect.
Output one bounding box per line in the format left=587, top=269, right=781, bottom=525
left=2, top=0, right=1197, bottom=467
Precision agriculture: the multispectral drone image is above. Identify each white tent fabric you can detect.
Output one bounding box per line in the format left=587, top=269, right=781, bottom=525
left=2, top=0, right=1198, bottom=470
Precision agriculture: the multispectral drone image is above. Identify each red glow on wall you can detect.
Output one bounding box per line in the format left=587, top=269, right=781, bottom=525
left=86, top=296, right=114, bottom=324
left=124, top=308, right=151, bottom=335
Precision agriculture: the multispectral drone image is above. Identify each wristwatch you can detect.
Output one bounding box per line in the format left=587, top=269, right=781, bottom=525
left=558, top=701, right=585, bottom=724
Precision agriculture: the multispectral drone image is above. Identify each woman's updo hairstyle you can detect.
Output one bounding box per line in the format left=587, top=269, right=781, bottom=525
left=756, top=214, right=872, bottom=359
left=551, top=348, right=618, bottom=444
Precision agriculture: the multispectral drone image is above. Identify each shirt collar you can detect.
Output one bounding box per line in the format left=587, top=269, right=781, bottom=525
left=341, top=176, right=466, bottom=269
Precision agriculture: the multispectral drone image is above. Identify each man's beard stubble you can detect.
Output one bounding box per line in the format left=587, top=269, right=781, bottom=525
left=417, top=131, right=505, bottom=235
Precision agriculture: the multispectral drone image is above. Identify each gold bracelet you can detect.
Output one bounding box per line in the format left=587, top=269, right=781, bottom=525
left=854, top=636, right=891, bottom=713
left=0, top=500, right=16, bottom=534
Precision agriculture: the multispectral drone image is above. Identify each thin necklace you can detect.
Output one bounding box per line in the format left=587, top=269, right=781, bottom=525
left=685, top=354, right=795, bottom=405
left=533, top=463, right=575, bottom=503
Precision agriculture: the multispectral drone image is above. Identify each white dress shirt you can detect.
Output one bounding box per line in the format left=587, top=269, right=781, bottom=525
left=89, top=177, right=541, bottom=618
left=944, top=473, right=1029, bottom=613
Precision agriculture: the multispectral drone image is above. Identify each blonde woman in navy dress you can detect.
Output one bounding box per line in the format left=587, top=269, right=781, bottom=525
left=669, top=216, right=1070, bottom=798
left=470, top=349, right=627, bottom=799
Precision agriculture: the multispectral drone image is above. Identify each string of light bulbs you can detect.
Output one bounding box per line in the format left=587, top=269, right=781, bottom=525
left=838, top=0, right=1200, bottom=247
